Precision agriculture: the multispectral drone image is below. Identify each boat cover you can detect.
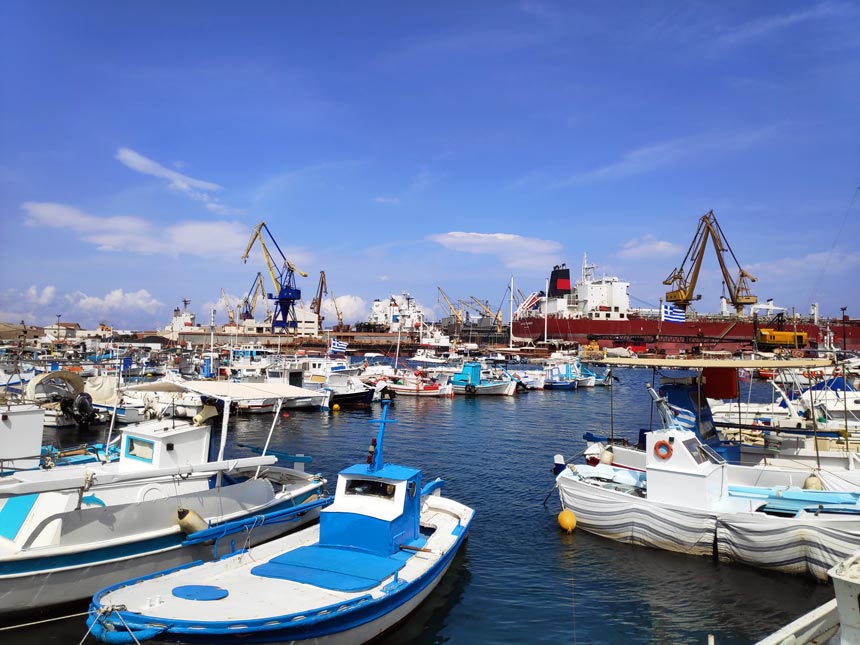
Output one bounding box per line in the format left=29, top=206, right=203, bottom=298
left=250, top=543, right=420, bottom=592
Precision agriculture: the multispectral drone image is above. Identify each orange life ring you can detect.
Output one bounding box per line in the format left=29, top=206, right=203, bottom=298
left=802, top=370, right=823, bottom=379
left=654, top=440, right=673, bottom=460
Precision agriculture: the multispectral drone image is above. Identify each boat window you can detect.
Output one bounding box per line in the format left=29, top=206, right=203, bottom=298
left=345, top=479, right=396, bottom=499
left=125, top=436, right=154, bottom=462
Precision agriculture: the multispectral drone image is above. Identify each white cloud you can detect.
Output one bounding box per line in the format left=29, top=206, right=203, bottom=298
left=558, top=126, right=782, bottom=185
left=22, top=202, right=261, bottom=259
left=116, top=147, right=242, bottom=215
left=25, top=285, right=56, bottom=306
left=116, top=147, right=221, bottom=192
left=321, top=294, right=367, bottom=325
left=373, top=197, right=400, bottom=204
left=67, top=288, right=162, bottom=314
left=716, top=3, right=849, bottom=47
left=617, top=234, right=683, bottom=259
left=428, top=231, right=563, bottom=270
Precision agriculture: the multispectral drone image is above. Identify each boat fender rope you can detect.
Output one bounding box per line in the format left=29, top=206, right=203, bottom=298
left=654, top=440, right=673, bottom=460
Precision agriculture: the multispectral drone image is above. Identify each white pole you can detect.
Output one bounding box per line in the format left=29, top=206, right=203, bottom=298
left=544, top=277, right=549, bottom=342
left=509, top=275, right=514, bottom=348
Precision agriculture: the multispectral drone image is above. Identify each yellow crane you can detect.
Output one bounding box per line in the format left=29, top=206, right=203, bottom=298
left=329, top=290, right=348, bottom=331
left=220, top=288, right=236, bottom=325
left=437, top=287, right=464, bottom=324
left=241, top=221, right=308, bottom=332
left=467, top=296, right=503, bottom=333
left=663, top=210, right=757, bottom=315
left=240, top=272, right=268, bottom=321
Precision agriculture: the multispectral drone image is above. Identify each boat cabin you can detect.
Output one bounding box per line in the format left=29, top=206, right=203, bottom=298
left=451, top=362, right=482, bottom=387
left=0, top=403, right=44, bottom=471
left=118, top=415, right=212, bottom=473
left=319, top=463, right=422, bottom=556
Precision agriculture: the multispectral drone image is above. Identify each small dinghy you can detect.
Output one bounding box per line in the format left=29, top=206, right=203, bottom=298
left=87, top=400, right=474, bottom=644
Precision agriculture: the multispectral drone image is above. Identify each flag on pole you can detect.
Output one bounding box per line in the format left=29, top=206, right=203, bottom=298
left=738, top=368, right=751, bottom=382
left=661, top=303, right=686, bottom=323
left=330, top=339, right=348, bottom=354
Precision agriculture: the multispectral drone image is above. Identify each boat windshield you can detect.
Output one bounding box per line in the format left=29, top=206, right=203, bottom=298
left=345, top=479, right=396, bottom=499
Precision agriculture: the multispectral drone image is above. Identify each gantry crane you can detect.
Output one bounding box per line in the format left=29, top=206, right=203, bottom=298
left=239, top=272, right=267, bottom=321
left=241, top=221, right=308, bottom=333
left=437, top=287, right=464, bottom=325
left=663, top=210, right=757, bottom=315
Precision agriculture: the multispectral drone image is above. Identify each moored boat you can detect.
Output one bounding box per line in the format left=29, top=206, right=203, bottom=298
left=87, top=400, right=474, bottom=644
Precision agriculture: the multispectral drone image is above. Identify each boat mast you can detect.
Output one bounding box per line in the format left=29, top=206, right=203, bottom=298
left=509, top=275, right=514, bottom=348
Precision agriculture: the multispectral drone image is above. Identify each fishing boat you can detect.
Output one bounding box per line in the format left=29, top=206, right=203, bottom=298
left=450, top=362, right=517, bottom=396
left=757, top=549, right=860, bottom=644
left=374, top=370, right=454, bottom=397
left=554, top=385, right=860, bottom=580
left=87, top=401, right=474, bottom=644
left=0, top=379, right=327, bottom=618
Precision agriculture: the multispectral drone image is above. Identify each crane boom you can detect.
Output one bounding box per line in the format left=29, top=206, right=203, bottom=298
left=437, top=287, right=463, bottom=324
left=240, top=221, right=308, bottom=333
left=220, top=289, right=236, bottom=325
left=663, top=210, right=757, bottom=315
left=239, top=273, right=266, bottom=321
left=469, top=296, right=503, bottom=332
left=310, top=271, right=328, bottom=333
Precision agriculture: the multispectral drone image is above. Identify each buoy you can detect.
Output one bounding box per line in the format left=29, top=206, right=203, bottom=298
left=558, top=509, right=577, bottom=533
left=281, top=412, right=290, bottom=418
left=332, top=403, right=341, bottom=411
left=176, top=508, right=208, bottom=534
left=803, top=474, right=824, bottom=490
left=599, top=449, right=614, bottom=465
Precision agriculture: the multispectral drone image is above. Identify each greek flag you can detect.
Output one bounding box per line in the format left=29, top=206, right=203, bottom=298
left=330, top=339, right=348, bottom=354
left=661, top=303, right=686, bottom=323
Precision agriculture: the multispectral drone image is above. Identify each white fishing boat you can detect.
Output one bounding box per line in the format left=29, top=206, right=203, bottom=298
left=0, top=380, right=327, bottom=618
left=87, top=401, right=474, bottom=644
left=555, top=385, right=860, bottom=580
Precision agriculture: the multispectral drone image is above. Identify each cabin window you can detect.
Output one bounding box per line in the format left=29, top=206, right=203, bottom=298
left=345, top=479, right=396, bottom=499
left=125, top=436, right=155, bottom=462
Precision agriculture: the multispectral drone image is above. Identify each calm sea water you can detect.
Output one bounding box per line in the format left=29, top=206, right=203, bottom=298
left=15, top=368, right=832, bottom=644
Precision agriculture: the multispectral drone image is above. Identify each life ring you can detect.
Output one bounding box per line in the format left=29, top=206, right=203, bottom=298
left=465, top=384, right=477, bottom=394
left=654, top=440, right=673, bottom=460
left=802, top=370, right=823, bottom=379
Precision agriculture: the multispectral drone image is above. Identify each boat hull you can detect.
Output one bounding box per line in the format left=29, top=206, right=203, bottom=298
left=0, top=479, right=324, bottom=617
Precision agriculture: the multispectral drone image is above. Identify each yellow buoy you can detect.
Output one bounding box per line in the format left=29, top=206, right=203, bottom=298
left=558, top=509, right=577, bottom=532
left=803, top=474, right=823, bottom=490
left=332, top=403, right=341, bottom=411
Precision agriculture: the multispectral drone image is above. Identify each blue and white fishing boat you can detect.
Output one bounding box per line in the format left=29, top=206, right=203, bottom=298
left=451, top=362, right=516, bottom=395
left=87, top=400, right=474, bottom=644
left=543, top=363, right=578, bottom=390
left=555, top=385, right=860, bottom=580
left=0, top=379, right=327, bottom=618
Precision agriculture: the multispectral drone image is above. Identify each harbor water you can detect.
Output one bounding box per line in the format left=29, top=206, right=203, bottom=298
left=17, top=367, right=833, bottom=644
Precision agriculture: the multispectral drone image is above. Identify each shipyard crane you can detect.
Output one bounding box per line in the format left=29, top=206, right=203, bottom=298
left=239, top=272, right=267, bottom=321
left=468, top=296, right=504, bottom=333
left=220, top=289, right=237, bottom=325
left=437, top=287, right=464, bottom=325
left=310, top=271, right=328, bottom=333
left=662, top=210, right=757, bottom=315
left=329, top=290, right=348, bottom=331
left=241, top=221, right=308, bottom=333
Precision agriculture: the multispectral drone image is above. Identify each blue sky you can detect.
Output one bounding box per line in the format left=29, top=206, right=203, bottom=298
left=2, top=1, right=858, bottom=331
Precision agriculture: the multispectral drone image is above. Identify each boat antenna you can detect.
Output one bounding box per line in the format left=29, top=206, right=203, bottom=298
left=367, top=399, right=397, bottom=472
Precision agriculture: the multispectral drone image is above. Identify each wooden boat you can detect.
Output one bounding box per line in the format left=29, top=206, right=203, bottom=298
left=0, top=380, right=327, bottom=618
left=87, top=401, right=474, bottom=644
left=555, top=385, right=860, bottom=580
left=450, top=362, right=517, bottom=396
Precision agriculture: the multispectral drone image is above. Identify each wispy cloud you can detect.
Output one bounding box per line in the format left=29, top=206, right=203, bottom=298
left=23, top=202, right=252, bottom=258
left=26, top=285, right=56, bottom=306
left=558, top=125, right=783, bottom=185
left=716, top=2, right=851, bottom=47
left=116, top=147, right=242, bottom=215
left=428, top=231, right=562, bottom=270
left=617, top=234, right=683, bottom=259
left=373, top=196, right=400, bottom=205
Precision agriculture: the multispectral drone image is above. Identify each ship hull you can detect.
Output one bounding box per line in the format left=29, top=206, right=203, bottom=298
left=512, top=316, right=858, bottom=353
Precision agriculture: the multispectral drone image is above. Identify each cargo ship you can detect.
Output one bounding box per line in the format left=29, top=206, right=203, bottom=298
left=511, top=256, right=857, bottom=354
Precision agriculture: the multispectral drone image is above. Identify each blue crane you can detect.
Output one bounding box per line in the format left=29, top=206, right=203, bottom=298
left=241, top=221, right=308, bottom=333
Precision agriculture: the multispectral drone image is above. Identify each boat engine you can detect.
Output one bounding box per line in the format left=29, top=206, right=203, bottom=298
left=61, top=392, right=98, bottom=429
